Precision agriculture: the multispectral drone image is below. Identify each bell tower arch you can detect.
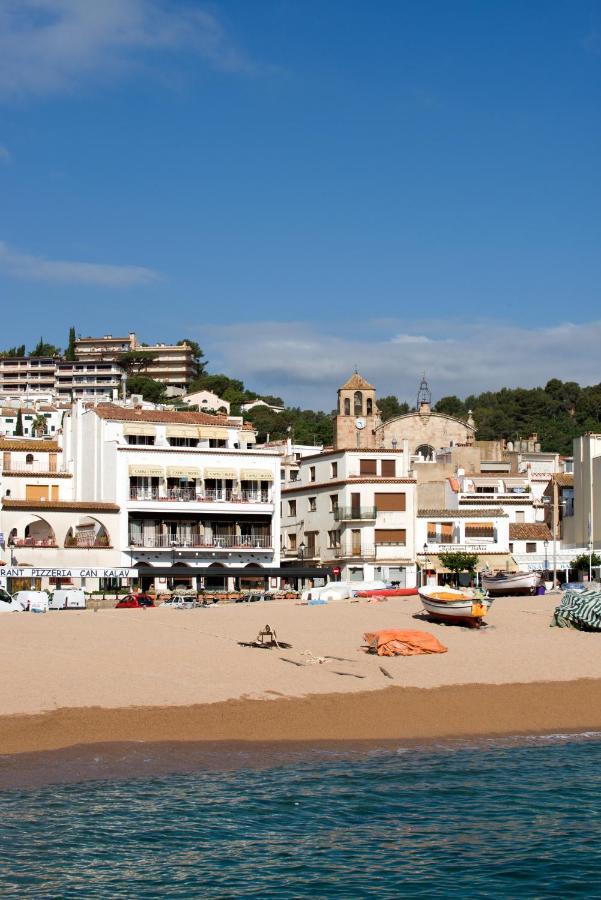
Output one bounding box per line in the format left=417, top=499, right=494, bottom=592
left=334, top=371, right=380, bottom=449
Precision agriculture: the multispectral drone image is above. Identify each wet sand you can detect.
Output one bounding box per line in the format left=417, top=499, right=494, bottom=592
left=1, top=594, right=600, bottom=756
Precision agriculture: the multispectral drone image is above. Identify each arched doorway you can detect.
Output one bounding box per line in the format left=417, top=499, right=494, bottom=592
left=416, top=444, right=435, bottom=461
left=65, top=516, right=111, bottom=548
left=204, top=563, right=227, bottom=592
left=240, top=562, right=266, bottom=592
left=168, top=562, right=193, bottom=591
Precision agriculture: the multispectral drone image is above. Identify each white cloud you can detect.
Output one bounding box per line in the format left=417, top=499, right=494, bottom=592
left=0, top=241, right=160, bottom=286
left=0, top=145, right=10, bottom=163
left=0, top=0, right=253, bottom=98
left=202, top=319, right=601, bottom=409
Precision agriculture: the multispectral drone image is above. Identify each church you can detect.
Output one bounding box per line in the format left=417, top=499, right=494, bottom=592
left=334, top=372, right=476, bottom=457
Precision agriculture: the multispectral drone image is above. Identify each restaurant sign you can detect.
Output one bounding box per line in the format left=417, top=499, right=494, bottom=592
left=422, top=544, right=494, bottom=555
left=0, top=567, right=138, bottom=579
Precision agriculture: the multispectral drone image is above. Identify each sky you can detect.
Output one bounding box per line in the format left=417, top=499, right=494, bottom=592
left=0, top=0, right=600, bottom=408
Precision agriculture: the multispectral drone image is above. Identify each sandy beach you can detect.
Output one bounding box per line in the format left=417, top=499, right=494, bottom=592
left=2, top=593, right=601, bottom=754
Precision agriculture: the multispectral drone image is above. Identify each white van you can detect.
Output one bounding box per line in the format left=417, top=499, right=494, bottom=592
left=13, top=590, right=49, bottom=613
left=0, top=588, right=24, bottom=612
left=49, top=588, right=86, bottom=610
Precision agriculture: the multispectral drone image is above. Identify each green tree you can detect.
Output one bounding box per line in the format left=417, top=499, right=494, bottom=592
left=438, top=552, right=480, bottom=585
left=65, top=326, right=77, bottom=361
left=15, top=409, right=23, bottom=436
left=31, top=414, right=48, bottom=437
left=0, top=344, right=26, bottom=358
left=31, top=337, right=60, bottom=357
left=435, top=395, right=466, bottom=418
left=126, top=376, right=166, bottom=403
left=117, top=350, right=158, bottom=376
left=177, top=339, right=206, bottom=376
left=378, top=395, right=410, bottom=422
left=570, top=552, right=601, bottom=573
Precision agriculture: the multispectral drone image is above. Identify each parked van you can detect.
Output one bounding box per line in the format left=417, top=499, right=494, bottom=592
left=0, top=588, right=24, bottom=612
left=13, top=590, right=49, bottom=613
left=49, top=589, right=86, bottom=610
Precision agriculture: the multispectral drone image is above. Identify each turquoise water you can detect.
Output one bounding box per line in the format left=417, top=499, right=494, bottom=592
left=2, top=736, right=601, bottom=897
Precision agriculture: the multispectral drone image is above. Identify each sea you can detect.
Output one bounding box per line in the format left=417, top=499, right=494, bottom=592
left=1, top=734, right=601, bottom=898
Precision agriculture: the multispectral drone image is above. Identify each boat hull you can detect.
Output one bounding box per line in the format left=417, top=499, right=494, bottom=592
left=355, top=588, right=418, bottom=597
left=418, top=588, right=492, bottom=626
left=481, top=572, right=541, bottom=596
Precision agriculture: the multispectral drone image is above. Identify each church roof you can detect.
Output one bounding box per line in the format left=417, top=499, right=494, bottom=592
left=339, top=372, right=375, bottom=391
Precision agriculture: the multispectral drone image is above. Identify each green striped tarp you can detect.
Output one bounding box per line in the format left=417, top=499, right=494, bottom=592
left=551, top=589, right=601, bottom=631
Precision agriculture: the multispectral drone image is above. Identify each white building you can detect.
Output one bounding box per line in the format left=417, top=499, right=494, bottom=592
left=182, top=389, right=230, bottom=415
left=240, top=399, right=285, bottom=414
left=281, top=446, right=417, bottom=586
left=65, top=403, right=281, bottom=592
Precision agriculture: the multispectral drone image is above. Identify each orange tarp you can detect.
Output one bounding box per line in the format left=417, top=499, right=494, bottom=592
left=363, top=629, right=448, bottom=657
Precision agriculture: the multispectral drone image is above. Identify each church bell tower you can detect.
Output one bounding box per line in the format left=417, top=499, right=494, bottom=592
left=334, top=371, right=380, bottom=449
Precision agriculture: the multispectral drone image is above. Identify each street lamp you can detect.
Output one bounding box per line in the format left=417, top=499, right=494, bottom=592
left=299, top=541, right=306, bottom=561
left=543, top=539, right=549, bottom=573
left=422, top=542, right=429, bottom=587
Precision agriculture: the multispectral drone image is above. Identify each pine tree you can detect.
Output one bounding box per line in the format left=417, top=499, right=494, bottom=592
left=15, top=409, right=23, bottom=436
left=65, top=326, right=76, bottom=361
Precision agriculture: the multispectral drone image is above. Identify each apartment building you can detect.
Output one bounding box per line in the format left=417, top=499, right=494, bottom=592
left=0, top=402, right=64, bottom=438
left=281, top=446, right=416, bottom=586
left=74, top=333, right=195, bottom=388
left=56, top=360, right=123, bottom=401
left=64, top=404, right=280, bottom=592
left=0, top=356, right=57, bottom=394
left=563, top=433, right=601, bottom=554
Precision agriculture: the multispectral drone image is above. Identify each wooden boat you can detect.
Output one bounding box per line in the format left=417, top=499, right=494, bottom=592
left=481, top=571, right=542, bottom=596
left=355, top=587, right=418, bottom=597
left=418, top=586, right=492, bottom=627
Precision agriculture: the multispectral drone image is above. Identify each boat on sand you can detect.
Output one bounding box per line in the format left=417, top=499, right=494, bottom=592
left=355, top=587, right=418, bottom=598
left=481, top=571, right=542, bottom=596
left=418, top=586, right=492, bottom=627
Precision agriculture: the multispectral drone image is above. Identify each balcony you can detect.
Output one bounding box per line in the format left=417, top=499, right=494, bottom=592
left=9, top=537, right=57, bottom=548
left=333, top=545, right=376, bottom=559
left=129, top=532, right=273, bottom=550
left=333, top=507, right=378, bottom=521
left=129, top=488, right=272, bottom=504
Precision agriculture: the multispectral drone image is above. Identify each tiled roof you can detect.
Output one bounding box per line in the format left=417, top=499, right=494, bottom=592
left=418, top=508, right=508, bottom=518
left=555, top=474, right=574, bottom=487
left=93, top=404, right=255, bottom=431
left=509, top=523, right=553, bottom=541
left=1, top=499, right=119, bottom=511
left=339, top=372, right=375, bottom=391
left=282, top=478, right=416, bottom=494
left=0, top=439, right=60, bottom=451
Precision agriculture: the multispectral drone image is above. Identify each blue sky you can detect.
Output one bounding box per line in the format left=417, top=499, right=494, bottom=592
left=1, top=0, right=600, bottom=407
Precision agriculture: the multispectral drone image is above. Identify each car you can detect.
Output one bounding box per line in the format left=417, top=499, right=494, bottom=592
left=160, top=596, right=199, bottom=609
left=115, top=593, right=155, bottom=609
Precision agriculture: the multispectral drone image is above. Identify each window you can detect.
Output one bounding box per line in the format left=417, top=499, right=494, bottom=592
left=375, top=529, right=406, bottom=545
left=288, top=499, right=297, bottom=517
left=366, top=397, right=373, bottom=416
left=359, top=458, right=377, bottom=476
left=375, top=493, right=406, bottom=512
left=465, top=522, right=494, bottom=539
left=476, top=486, right=496, bottom=494
left=168, top=437, right=199, bottom=447
left=310, top=466, right=316, bottom=482
left=290, top=471, right=298, bottom=482
left=308, top=496, right=317, bottom=512
left=25, top=453, right=34, bottom=464
left=126, top=435, right=155, bottom=446
left=331, top=462, right=338, bottom=478
left=526, top=542, right=536, bottom=553
left=509, top=542, right=514, bottom=553
left=288, top=534, right=297, bottom=550
left=381, top=459, right=396, bottom=477
left=208, top=439, right=227, bottom=448
left=416, top=444, right=435, bottom=461
left=354, top=391, right=363, bottom=415
left=328, top=529, right=341, bottom=548
left=330, top=494, right=339, bottom=511
left=515, top=511, right=525, bottom=523
left=344, top=397, right=351, bottom=416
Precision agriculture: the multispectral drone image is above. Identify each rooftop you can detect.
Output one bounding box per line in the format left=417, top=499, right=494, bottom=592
left=339, top=371, right=375, bottom=391
left=1, top=499, right=119, bottom=511
left=92, top=404, right=255, bottom=431
left=509, top=523, right=553, bottom=541
left=418, top=508, right=508, bottom=518
left=0, top=438, right=60, bottom=451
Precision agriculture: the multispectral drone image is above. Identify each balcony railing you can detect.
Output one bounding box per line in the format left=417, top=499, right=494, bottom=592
left=333, top=545, right=376, bottom=559
left=9, top=537, right=57, bottom=548
left=333, top=507, right=378, bottom=521
left=3, top=462, right=63, bottom=475
left=129, top=488, right=272, bottom=503
left=129, top=532, right=273, bottom=549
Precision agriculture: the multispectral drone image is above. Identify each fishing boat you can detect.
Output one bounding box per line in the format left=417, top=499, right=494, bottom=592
left=481, top=571, right=542, bottom=596
left=418, top=586, right=492, bottom=627
left=355, top=587, right=418, bottom=598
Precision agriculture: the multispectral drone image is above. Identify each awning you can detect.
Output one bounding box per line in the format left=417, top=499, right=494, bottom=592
left=240, top=469, right=274, bottom=481
left=123, top=423, right=156, bottom=437
left=240, top=431, right=256, bottom=443
left=204, top=468, right=237, bottom=480
left=465, top=522, right=494, bottom=535
left=166, top=425, right=200, bottom=439
left=199, top=427, right=228, bottom=439
left=129, top=464, right=164, bottom=477
left=166, top=466, right=202, bottom=480
left=422, top=553, right=518, bottom=574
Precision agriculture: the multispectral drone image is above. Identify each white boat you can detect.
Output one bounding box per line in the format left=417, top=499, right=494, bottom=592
left=419, top=586, right=492, bottom=626
left=481, top=571, right=542, bottom=596
left=301, top=580, right=387, bottom=603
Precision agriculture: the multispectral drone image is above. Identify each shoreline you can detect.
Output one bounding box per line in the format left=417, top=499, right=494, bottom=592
left=3, top=679, right=601, bottom=757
